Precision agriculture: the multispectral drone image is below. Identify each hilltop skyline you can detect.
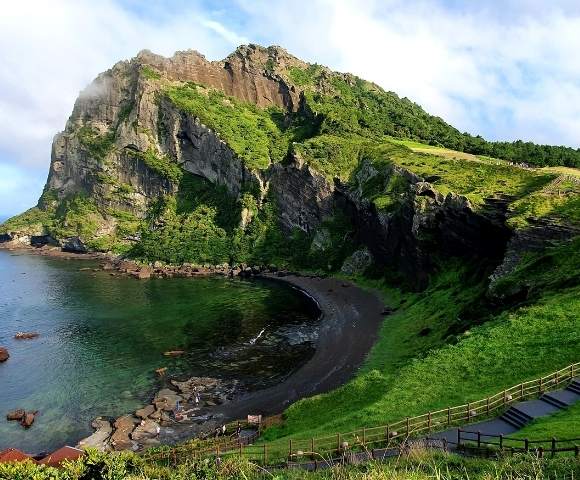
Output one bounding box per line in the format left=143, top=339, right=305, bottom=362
left=1, top=0, right=580, bottom=216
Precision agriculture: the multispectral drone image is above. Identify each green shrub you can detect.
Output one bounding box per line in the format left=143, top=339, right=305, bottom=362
left=127, top=148, right=183, bottom=183
left=77, top=125, right=115, bottom=160
left=141, top=65, right=161, bottom=80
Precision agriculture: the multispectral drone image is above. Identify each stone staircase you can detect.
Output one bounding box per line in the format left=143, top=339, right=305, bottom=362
left=498, top=377, right=580, bottom=429
left=431, top=377, right=580, bottom=445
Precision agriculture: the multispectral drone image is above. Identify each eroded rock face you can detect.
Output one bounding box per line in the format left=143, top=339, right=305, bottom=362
left=489, top=216, right=580, bottom=296
left=340, top=164, right=512, bottom=289
left=33, top=45, right=521, bottom=287
left=268, top=159, right=335, bottom=233
left=341, top=248, right=373, bottom=275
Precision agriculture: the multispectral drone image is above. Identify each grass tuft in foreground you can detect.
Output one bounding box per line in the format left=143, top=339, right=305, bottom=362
left=1, top=448, right=578, bottom=480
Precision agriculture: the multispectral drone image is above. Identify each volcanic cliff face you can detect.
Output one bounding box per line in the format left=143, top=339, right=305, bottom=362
left=3, top=44, right=577, bottom=289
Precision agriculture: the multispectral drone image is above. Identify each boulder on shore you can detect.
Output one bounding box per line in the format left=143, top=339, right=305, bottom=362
left=135, top=404, right=155, bottom=419
left=20, top=411, right=37, bottom=428
left=6, top=409, right=25, bottom=421
left=110, top=415, right=139, bottom=451
left=131, top=419, right=160, bottom=442
left=77, top=417, right=112, bottom=452
left=62, top=236, right=88, bottom=254
left=154, top=389, right=183, bottom=411
left=0, top=347, right=9, bottom=362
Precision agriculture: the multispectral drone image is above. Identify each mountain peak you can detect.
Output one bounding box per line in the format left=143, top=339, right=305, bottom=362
left=224, top=43, right=307, bottom=72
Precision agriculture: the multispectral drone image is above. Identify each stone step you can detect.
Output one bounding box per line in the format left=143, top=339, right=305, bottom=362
left=500, top=407, right=532, bottom=429
left=540, top=393, right=568, bottom=409
left=566, top=380, right=580, bottom=395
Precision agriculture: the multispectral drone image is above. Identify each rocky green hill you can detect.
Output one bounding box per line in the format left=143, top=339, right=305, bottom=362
left=1, top=44, right=579, bottom=288
left=1, top=43, right=579, bottom=480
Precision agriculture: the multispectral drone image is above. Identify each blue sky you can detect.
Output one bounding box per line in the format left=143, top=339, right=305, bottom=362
left=1, top=0, right=580, bottom=218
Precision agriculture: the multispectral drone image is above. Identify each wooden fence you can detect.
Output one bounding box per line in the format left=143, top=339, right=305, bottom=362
left=455, top=429, right=580, bottom=458
left=143, top=361, right=580, bottom=466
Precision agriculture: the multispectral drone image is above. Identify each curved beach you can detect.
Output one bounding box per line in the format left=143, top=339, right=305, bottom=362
left=163, top=274, right=386, bottom=442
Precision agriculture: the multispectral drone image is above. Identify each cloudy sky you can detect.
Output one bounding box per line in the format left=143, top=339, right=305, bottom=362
left=1, top=0, right=580, bottom=218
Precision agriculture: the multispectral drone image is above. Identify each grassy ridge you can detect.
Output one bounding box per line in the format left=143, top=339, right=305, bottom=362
left=288, top=64, right=580, bottom=168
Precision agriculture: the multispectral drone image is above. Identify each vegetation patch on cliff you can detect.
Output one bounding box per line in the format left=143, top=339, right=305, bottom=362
left=165, top=83, right=313, bottom=170
left=127, top=148, right=183, bottom=183
left=77, top=125, right=115, bottom=161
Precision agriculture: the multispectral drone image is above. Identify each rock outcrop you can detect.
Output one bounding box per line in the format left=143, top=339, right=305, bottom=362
left=3, top=43, right=574, bottom=288
left=0, top=347, right=9, bottom=362
left=77, top=417, right=112, bottom=452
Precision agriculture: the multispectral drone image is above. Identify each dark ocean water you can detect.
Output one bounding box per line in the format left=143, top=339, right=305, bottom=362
left=0, top=250, right=319, bottom=453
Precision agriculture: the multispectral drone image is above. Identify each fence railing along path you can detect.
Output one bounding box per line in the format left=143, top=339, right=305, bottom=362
left=453, top=429, right=580, bottom=458
left=143, top=361, right=580, bottom=467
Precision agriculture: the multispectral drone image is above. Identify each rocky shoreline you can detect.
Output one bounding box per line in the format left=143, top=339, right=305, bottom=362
left=1, top=248, right=387, bottom=455
left=102, top=258, right=283, bottom=280
left=77, top=376, right=242, bottom=452
left=0, top=242, right=287, bottom=280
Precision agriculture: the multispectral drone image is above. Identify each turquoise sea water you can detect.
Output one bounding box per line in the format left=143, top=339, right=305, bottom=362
left=0, top=250, right=319, bottom=453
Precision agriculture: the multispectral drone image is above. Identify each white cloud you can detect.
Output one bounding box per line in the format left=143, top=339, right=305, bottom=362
left=233, top=0, right=580, bottom=147
left=0, top=0, right=241, bottom=171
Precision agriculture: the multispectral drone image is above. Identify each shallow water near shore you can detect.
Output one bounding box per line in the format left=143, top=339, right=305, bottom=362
left=0, top=250, right=319, bottom=453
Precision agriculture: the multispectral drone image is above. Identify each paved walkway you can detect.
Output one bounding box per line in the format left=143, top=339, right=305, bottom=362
left=286, top=378, right=580, bottom=470
left=430, top=377, right=580, bottom=444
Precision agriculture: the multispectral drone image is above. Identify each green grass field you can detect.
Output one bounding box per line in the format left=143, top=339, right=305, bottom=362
left=256, top=240, right=580, bottom=461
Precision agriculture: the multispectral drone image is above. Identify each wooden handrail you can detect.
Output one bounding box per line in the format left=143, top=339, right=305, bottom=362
left=144, top=361, right=579, bottom=465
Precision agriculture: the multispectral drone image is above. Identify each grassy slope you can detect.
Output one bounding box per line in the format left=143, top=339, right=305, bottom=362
left=259, top=240, right=580, bottom=458
left=385, top=136, right=580, bottom=228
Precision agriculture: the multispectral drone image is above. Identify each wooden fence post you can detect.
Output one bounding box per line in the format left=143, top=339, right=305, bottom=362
left=520, top=383, right=524, bottom=399
left=499, top=434, right=503, bottom=450
left=362, top=427, right=366, bottom=446
left=311, top=438, right=315, bottom=457
left=406, top=417, right=410, bottom=436
left=447, top=407, right=451, bottom=425
left=538, top=447, right=544, bottom=458
left=385, top=424, right=390, bottom=443
left=289, top=439, right=292, bottom=459
left=486, top=397, right=490, bottom=415
left=539, top=376, right=543, bottom=393
left=428, top=411, right=432, bottom=432
left=477, top=431, right=481, bottom=448
left=551, top=438, right=556, bottom=458
left=466, top=403, right=470, bottom=422
left=525, top=438, right=529, bottom=452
